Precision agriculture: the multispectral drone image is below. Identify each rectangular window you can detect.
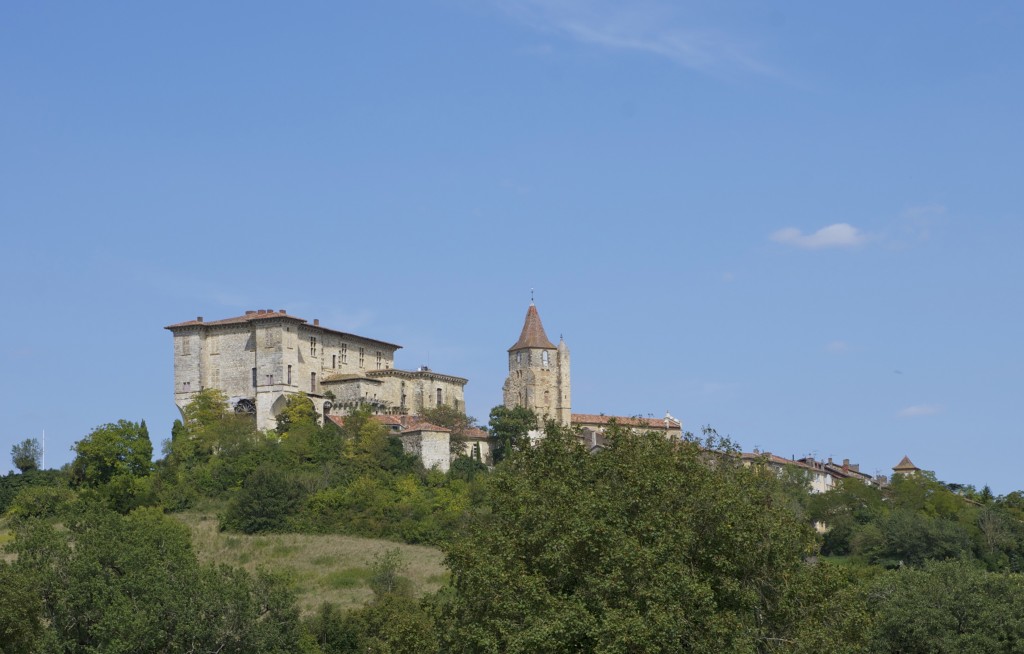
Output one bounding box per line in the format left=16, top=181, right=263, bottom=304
left=209, top=336, right=219, bottom=355
left=436, top=388, right=443, bottom=406
left=182, top=338, right=191, bottom=355
left=310, top=337, right=317, bottom=356
left=266, top=374, right=274, bottom=385
left=332, top=354, right=336, bottom=369
left=252, top=367, right=257, bottom=387
left=311, top=372, right=317, bottom=393
left=376, top=351, right=382, bottom=370
left=359, top=347, right=365, bottom=368
left=183, top=381, right=191, bottom=391
left=287, top=365, right=292, bottom=385
left=341, top=344, right=348, bottom=364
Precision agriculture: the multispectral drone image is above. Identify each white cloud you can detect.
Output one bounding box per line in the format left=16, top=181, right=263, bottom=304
left=770, top=223, right=867, bottom=250
left=493, top=0, right=774, bottom=75
left=898, top=404, right=942, bottom=418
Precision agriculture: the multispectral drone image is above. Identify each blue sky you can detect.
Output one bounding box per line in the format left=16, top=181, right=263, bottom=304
left=2, top=1, right=1022, bottom=492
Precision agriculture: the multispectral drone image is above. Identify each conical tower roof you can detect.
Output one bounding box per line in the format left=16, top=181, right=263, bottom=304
left=893, top=455, right=920, bottom=472
left=509, top=304, right=556, bottom=351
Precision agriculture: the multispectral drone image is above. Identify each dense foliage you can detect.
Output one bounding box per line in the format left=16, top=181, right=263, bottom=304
left=8, top=398, right=1024, bottom=652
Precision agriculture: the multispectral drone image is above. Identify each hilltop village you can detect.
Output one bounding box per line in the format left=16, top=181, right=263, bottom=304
left=166, top=302, right=910, bottom=485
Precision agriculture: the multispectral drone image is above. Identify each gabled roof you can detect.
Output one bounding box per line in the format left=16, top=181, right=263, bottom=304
left=509, top=304, right=556, bottom=351
left=893, top=455, right=920, bottom=472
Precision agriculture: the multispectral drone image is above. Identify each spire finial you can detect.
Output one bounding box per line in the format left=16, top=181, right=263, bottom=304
left=530, top=288, right=535, bottom=304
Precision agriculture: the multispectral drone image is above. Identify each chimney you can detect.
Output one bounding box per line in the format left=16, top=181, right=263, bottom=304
left=280, top=309, right=286, bottom=314
left=314, top=318, right=319, bottom=326
left=246, top=310, right=256, bottom=315
left=257, top=309, right=265, bottom=315
left=196, top=316, right=203, bottom=322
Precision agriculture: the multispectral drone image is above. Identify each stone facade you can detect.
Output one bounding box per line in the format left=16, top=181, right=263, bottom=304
left=502, top=304, right=572, bottom=426
left=321, top=368, right=466, bottom=416
left=166, top=309, right=466, bottom=431
left=399, top=424, right=452, bottom=472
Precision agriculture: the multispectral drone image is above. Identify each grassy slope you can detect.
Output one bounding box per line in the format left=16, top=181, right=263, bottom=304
left=175, top=512, right=449, bottom=615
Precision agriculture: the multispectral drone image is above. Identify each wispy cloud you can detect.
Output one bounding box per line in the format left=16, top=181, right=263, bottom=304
left=770, top=223, right=868, bottom=250
left=492, top=0, right=774, bottom=75
left=898, top=404, right=942, bottom=418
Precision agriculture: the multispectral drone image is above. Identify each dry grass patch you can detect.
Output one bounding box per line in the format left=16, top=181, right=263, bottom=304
left=175, top=512, right=448, bottom=615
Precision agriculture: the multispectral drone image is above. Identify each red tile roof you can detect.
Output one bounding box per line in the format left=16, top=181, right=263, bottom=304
left=572, top=413, right=682, bottom=430
left=165, top=310, right=401, bottom=349
left=509, top=304, right=556, bottom=351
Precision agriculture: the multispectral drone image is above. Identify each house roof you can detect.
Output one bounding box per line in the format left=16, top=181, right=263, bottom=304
left=893, top=455, right=920, bottom=472
left=572, top=413, right=682, bottom=430
left=402, top=422, right=451, bottom=434
left=165, top=309, right=401, bottom=350
left=508, top=304, right=556, bottom=351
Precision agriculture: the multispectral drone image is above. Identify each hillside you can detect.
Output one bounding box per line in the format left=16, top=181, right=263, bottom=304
left=176, top=511, right=448, bottom=615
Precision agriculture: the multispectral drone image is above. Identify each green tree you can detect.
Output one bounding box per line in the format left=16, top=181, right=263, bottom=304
left=867, top=560, right=1024, bottom=653
left=276, top=392, right=319, bottom=435
left=11, top=438, right=41, bottom=473
left=222, top=462, right=304, bottom=533
left=70, top=419, right=153, bottom=487
left=442, top=422, right=851, bottom=653
left=5, top=505, right=305, bottom=653
left=487, top=405, right=536, bottom=464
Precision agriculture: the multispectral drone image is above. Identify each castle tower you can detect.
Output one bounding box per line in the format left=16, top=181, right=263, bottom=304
left=503, top=303, right=571, bottom=426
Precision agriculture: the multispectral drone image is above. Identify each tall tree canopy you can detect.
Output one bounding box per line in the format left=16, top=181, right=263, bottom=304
left=11, top=437, right=41, bottom=473
left=442, top=423, right=859, bottom=653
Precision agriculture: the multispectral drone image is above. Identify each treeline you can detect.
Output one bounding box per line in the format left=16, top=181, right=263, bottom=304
left=6, top=399, right=1024, bottom=652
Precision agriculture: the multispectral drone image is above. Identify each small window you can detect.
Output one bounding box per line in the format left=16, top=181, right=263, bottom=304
left=182, top=338, right=191, bottom=355
left=252, top=368, right=257, bottom=387
left=341, top=344, right=348, bottom=364
left=376, top=351, right=382, bottom=370
left=287, top=365, right=292, bottom=385
left=436, top=388, right=443, bottom=406
left=359, top=347, right=365, bottom=368
left=311, top=372, right=317, bottom=392
left=209, top=336, right=219, bottom=355
left=332, top=354, right=336, bottom=369
left=542, top=351, right=550, bottom=367
left=183, top=381, right=191, bottom=391
left=310, top=337, right=317, bottom=356
left=515, top=351, right=521, bottom=364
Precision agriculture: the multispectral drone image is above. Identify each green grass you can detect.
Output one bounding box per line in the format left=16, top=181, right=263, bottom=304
left=0, top=527, right=13, bottom=563
left=174, top=512, right=447, bottom=615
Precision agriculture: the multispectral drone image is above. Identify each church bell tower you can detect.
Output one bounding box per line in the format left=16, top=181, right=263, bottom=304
left=503, top=302, right=571, bottom=426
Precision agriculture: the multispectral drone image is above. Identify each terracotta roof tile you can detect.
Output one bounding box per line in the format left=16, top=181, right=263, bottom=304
left=572, top=413, right=682, bottom=430
left=509, top=304, right=556, bottom=351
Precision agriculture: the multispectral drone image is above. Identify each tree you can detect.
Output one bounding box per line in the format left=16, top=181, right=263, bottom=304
left=222, top=463, right=304, bottom=533
left=4, top=505, right=306, bottom=653
left=867, top=560, right=1024, bottom=653
left=441, top=422, right=851, bottom=653
left=70, top=420, right=154, bottom=513
left=70, top=420, right=153, bottom=487
left=276, top=392, right=319, bottom=435
left=11, top=438, right=41, bottom=473
left=487, top=405, right=537, bottom=464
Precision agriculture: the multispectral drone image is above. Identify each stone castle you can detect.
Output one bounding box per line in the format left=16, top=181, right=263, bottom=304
left=167, top=302, right=682, bottom=468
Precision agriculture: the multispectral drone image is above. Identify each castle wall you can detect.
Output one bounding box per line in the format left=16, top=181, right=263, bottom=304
left=400, top=429, right=451, bottom=472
